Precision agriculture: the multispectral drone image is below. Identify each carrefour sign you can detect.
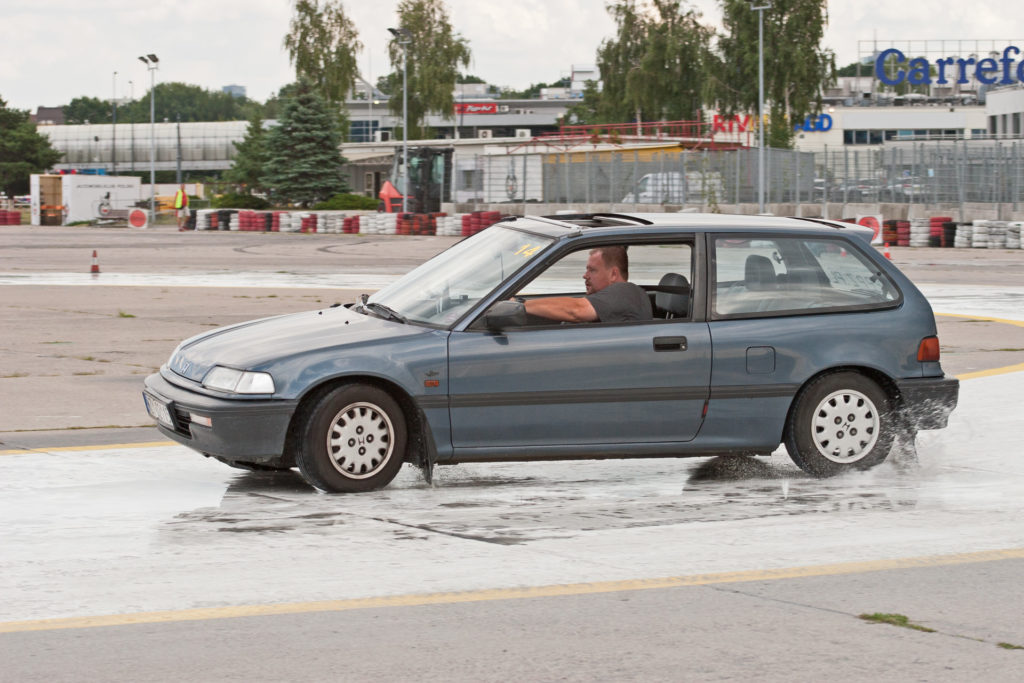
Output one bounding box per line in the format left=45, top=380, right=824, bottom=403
left=876, top=46, right=1022, bottom=86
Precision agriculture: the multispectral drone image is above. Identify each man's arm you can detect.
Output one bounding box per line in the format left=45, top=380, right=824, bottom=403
left=523, top=296, right=599, bottom=323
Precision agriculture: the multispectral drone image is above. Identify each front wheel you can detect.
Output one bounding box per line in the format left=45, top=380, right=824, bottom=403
left=784, top=372, right=895, bottom=477
left=295, top=384, right=407, bottom=493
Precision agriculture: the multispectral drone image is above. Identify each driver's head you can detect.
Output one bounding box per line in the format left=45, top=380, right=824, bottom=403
left=584, top=246, right=628, bottom=294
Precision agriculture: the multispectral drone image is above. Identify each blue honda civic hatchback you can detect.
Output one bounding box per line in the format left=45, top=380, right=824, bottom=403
left=144, top=213, right=958, bottom=492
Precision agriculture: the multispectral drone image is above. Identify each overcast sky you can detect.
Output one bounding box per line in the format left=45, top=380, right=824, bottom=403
left=0, top=1, right=1016, bottom=112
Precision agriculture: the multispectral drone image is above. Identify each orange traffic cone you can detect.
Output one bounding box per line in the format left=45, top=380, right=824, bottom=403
left=884, top=243, right=891, bottom=260
left=90, top=250, right=100, bottom=274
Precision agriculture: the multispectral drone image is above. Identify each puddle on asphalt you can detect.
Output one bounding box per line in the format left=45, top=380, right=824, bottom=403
left=157, top=454, right=925, bottom=546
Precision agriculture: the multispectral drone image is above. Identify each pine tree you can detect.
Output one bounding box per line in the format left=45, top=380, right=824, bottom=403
left=261, top=81, right=349, bottom=207
left=225, top=112, right=268, bottom=194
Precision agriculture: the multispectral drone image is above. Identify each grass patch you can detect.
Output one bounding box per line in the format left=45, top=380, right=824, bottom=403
left=117, top=310, right=136, bottom=318
left=859, top=613, right=935, bottom=633
left=72, top=371, right=100, bottom=376
left=41, top=341, right=71, bottom=345
left=76, top=355, right=95, bottom=362
left=1, top=372, right=28, bottom=378
left=994, top=348, right=1024, bottom=352
left=997, top=642, right=1024, bottom=650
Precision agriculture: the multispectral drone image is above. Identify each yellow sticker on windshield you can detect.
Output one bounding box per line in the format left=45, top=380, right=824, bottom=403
left=514, top=244, right=543, bottom=258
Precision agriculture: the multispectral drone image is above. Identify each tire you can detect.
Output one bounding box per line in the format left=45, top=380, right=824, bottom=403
left=295, top=384, right=407, bottom=493
left=784, top=372, right=895, bottom=477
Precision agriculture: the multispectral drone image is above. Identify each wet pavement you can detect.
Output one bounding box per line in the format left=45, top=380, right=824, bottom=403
left=1, top=227, right=1023, bottom=679
left=1, top=369, right=1022, bottom=627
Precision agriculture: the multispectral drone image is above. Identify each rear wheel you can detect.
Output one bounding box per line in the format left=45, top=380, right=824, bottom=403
left=295, top=384, right=407, bottom=493
left=785, top=372, right=895, bottom=477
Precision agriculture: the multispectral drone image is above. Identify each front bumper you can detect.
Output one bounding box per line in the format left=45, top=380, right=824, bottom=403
left=143, top=372, right=298, bottom=462
left=896, top=376, right=959, bottom=430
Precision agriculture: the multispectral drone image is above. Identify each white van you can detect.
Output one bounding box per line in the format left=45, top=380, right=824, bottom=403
left=622, top=171, right=724, bottom=204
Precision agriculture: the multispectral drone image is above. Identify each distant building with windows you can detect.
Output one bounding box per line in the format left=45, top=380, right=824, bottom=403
left=222, top=85, right=246, bottom=99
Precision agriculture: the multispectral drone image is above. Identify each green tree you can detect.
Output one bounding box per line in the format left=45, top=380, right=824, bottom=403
left=0, top=96, right=62, bottom=196
left=500, top=76, right=571, bottom=100
left=261, top=81, right=348, bottom=207
left=110, top=83, right=257, bottom=124
left=716, top=0, right=835, bottom=148
left=388, top=0, right=471, bottom=137
left=284, top=0, right=363, bottom=104
left=64, top=96, right=114, bottom=124
left=572, top=1, right=714, bottom=125
left=224, top=112, right=268, bottom=194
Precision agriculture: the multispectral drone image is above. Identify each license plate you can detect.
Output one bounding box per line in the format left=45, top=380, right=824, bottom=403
left=143, top=393, right=173, bottom=428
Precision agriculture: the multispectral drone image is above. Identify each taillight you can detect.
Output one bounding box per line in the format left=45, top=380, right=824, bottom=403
left=917, top=336, right=940, bottom=362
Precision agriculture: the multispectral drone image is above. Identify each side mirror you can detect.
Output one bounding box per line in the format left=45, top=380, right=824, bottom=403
left=483, top=300, right=527, bottom=330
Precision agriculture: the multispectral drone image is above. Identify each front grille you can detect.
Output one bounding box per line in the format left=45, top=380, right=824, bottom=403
left=172, top=406, right=192, bottom=436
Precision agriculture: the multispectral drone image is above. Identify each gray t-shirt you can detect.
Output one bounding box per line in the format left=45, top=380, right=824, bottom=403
left=585, top=282, right=653, bottom=322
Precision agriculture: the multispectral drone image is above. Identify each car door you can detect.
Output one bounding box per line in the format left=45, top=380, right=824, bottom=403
left=446, top=239, right=711, bottom=451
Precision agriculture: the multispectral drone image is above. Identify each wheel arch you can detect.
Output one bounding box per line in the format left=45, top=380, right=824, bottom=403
left=282, top=374, right=433, bottom=470
left=783, top=364, right=900, bottom=438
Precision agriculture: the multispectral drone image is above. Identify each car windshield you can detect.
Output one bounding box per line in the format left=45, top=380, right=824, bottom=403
left=367, top=225, right=555, bottom=327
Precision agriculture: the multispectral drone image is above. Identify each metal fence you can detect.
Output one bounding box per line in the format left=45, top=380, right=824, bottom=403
left=452, top=140, right=1024, bottom=210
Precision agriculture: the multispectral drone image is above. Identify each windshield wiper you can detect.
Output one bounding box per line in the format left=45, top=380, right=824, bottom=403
left=364, top=301, right=408, bottom=324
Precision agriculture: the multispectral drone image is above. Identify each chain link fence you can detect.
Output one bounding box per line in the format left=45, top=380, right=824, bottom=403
left=452, top=140, right=1024, bottom=210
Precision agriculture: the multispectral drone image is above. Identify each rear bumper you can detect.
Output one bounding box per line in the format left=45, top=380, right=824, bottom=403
left=896, top=376, right=959, bottom=430
left=143, top=372, right=297, bottom=462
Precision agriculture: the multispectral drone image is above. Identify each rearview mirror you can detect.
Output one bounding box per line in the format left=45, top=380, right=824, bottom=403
left=483, top=300, right=527, bottom=330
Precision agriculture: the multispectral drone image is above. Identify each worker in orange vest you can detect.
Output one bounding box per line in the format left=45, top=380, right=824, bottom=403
left=174, top=185, right=190, bottom=231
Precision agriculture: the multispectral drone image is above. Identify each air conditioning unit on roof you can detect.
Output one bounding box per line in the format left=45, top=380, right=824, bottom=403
left=515, top=128, right=531, bottom=138
left=498, top=105, right=510, bottom=113
left=478, top=129, right=493, bottom=139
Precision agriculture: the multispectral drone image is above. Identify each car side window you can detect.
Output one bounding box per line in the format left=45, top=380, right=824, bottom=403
left=712, top=236, right=898, bottom=318
left=514, top=241, right=694, bottom=323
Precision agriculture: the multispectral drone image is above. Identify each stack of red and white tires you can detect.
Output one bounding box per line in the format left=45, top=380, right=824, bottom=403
left=1007, top=222, right=1022, bottom=249
left=895, top=220, right=911, bottom=247
left=971, top=220, right=990, bottom=248
left=929, top=216, right=951, bottom=247
left=987, top=221, right=1007, bottom=249
left=277, top=212, right=298, bottom=232
left=954, top=223, right=973, bottom=248
left=342, top=215, right=361, bottom=234
left=909, top=218, right=930, bottom=247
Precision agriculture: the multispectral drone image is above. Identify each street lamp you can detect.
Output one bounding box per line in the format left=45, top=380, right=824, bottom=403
left=388, top=27, right=412, bottom=199
left=139, top=54, right=159, bottom=221
left=111, top=71, right=117, bottom=175
left=128, top=80, right=135, bottom=172
left=751, top=3, right=770, bottom=213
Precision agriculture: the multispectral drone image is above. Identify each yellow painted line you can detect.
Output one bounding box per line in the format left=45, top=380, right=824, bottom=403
left=936, top=312, right=1024, bottom=380
left=935, top=312, right=1024, bottom=328
left=2, top=547, right=1022, bottom=634
left=0, top=441, right=175, bottom=456
left=957, top=362, right=1024, bottom=381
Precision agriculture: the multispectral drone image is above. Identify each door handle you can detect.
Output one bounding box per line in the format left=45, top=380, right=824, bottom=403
left=653, top=336, right=687, bottom=351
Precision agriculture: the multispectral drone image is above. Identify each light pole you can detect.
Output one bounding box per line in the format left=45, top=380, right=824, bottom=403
left=111, top=71, right=117, bottom=175
left=388, top=28, right=412, bottom=199
left=139, top=54, right=159, bottom=220
left=752, top=3, right=770, bottom=213
left=128, top=80, right=135, bottom=172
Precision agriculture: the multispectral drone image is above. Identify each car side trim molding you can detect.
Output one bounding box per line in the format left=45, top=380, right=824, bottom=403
left=443, top=386, right=709, bottom=409
left=709, top=384, right=801, bottom=399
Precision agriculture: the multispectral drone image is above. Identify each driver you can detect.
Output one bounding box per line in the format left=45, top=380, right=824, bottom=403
left=523, top=246, right=652, bottom=323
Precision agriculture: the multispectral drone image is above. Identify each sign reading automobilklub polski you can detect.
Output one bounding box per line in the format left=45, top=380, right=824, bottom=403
left=875, top=45, right=1023, bottom=86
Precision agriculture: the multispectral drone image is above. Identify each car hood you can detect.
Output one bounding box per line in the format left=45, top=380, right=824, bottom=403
left=167, top=305, right=422, bottom=384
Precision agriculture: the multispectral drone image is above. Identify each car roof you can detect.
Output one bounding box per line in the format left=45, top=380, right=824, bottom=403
left=505, top=212, right=876, bottom=242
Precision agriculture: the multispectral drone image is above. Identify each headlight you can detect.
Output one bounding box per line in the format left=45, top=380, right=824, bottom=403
left=202, top=366, right=276, bottom=394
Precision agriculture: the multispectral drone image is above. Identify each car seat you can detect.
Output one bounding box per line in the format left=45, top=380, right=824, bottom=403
left=744, top=254, right=777, bottom=291
left=655, top=272, right=690, bottom=318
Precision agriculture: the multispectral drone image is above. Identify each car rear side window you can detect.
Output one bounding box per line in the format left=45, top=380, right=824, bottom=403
left=711, top=236, right=899, bottom=319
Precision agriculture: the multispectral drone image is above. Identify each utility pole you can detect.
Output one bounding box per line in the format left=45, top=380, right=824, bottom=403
left=139, top=54, right=159, bottom=220
left=111, top=71, right=117, bottom=175
left=752, top=3, right=770, bottom=213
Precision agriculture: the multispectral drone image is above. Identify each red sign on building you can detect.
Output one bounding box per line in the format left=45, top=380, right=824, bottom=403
left=454, top=102, right=498, bottom=114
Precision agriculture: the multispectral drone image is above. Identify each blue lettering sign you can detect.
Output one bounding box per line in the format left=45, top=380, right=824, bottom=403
left=874, top=46, right=1021, bottom=87
left=794, top=114, right=833, bottom=133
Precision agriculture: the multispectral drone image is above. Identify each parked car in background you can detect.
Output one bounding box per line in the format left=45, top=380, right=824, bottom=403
left=622, top=172, right=724, bottom=204
left=144, top=213, right=958, bottom=493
